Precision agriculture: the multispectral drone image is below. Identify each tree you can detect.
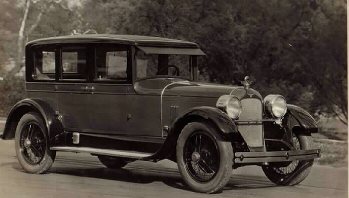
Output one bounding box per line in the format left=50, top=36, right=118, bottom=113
left=0, top=0, right=20, bottom=70
left=0, top=0, right=82, bottom=116
left=7, top=0, right=78, bottom=78
left=301, top=0, right=347, bottom=124
left=1, top=0, right=345, bottom=124
left=81, top=0, right=138, bottom=34
left=112, top=0, right=347, bottom=123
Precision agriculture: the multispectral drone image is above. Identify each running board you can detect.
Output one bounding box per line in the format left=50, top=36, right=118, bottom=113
left=50, top=146, right=152, bottom=159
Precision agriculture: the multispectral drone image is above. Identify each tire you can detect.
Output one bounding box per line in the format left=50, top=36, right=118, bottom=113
left=98, top=155, right=128, bottom=169
left=15, top=112, right=56, bottom=174
left=262, top=135, right=314, bottom=185
left=176, top=122, right=233, bottom=193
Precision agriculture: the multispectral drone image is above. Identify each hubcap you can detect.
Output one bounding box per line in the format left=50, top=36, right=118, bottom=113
left=191, top=152, right=201, bottom=163
left=24, top=139, right=31, bottom=148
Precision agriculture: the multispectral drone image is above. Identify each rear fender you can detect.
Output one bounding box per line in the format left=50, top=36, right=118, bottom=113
left=2, top=98, right=63, bottom=142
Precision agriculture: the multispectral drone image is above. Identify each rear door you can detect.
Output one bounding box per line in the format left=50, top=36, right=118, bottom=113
left=26, top=45, right=58, bottom=116
left=55, top=44, right=92, bottom=132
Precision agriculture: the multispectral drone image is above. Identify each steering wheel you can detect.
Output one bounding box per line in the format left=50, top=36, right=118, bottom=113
left=157, top=65, right=180, bottom=76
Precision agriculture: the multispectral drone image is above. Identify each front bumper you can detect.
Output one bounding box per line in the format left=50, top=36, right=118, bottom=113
left=234, top=149, right=320, bottom=164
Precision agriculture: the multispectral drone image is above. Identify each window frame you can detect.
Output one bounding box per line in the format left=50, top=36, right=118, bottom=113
left=26, top=42, right=133, bottom=84
left=134, top=49, right=194, bottom=81
left=27, top=44, right=59, bottom=82
left=57, top=44, right=90, bottom=82
left=92, top=43, right=132, bottom=84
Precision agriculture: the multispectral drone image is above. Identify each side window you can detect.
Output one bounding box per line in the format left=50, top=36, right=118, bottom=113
left=95, top=45, right=130, bottom=82
left=32, top=49, right=56, bottom=81
left=135, top=50, right=158, bottom=79
left=61, top=47, right=87, bottom=81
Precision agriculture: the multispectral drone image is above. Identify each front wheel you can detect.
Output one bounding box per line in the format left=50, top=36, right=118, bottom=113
left=176, top=122, right=233, bottom=193
left=15, top=112, right=56, bottom=174
left=262, top=135, right=314, bottom=185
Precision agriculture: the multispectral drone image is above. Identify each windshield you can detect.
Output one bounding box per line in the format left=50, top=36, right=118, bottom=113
left=135, top=50, right=191, bottom=80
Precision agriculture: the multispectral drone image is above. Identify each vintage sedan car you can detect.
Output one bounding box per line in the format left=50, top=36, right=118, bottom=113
left=2, top=34, right=320, bottom=193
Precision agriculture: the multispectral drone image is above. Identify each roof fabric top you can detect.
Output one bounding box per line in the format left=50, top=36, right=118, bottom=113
left=27, top=34, right=199, bottom=48
left=137, top=46, right=205, bottom=56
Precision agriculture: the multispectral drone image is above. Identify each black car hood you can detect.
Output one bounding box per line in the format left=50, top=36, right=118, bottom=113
left=134, top=77, right=262, bottom=100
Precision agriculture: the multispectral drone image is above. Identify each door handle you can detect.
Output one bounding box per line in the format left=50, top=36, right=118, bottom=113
left=81, top=86, right=95, bottom=92
left=88, top=86, right=95, bottom=91
left=81, top=86, right=88, bottom=91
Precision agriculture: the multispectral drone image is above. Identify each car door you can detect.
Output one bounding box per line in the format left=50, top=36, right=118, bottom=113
left=26, top=45, right=59, bottom=118
left=85, top=44, right=163, bottom=140
left=55, top=44, right=92, bottom=133
left=87, top=44, right=132, bottom=135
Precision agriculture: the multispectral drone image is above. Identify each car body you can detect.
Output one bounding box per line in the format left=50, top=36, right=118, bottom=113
left=2, top=34, right=320, bottom=193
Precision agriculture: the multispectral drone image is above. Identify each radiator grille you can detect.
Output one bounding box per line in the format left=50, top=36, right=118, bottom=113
left=239, top=98, right=263, bottom=120
left=238, top=98, right=264, bottom=148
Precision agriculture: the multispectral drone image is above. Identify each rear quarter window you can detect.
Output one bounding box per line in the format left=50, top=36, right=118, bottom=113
left=32, top=49, right=56, bottom=81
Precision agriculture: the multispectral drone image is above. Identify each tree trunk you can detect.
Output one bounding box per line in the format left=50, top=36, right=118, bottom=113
left=26, top=12, right=43, bottom=36
left=7, top=0, right=31, bottom=79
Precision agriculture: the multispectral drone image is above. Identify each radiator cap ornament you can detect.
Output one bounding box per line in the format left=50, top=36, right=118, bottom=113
left=241, top=76, right=253, bottom=89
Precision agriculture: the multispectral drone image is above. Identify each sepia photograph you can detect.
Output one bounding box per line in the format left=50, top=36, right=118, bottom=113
left=0, top=0, right=347, bottom=197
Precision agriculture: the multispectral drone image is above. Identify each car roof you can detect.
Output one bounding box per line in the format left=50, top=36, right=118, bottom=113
left=27, top=34, right=200, bottom=48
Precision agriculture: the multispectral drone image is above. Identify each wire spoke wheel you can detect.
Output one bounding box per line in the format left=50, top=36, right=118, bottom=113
left=19, top=122, right=47, bottom=165
left=98, top=155, right=128, bottom=169
left=176, top=122, right=233, bottom=193
left=15, top=112, right=55, bottom=174
left=262, top=133, right=314, bottom=186
left=272, top=134, right=300, bottom=175
left=184, top=131, right=220, bottom=182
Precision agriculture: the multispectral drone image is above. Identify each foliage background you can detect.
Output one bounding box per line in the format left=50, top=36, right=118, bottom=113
left=0, top=0, right=347, bottom=126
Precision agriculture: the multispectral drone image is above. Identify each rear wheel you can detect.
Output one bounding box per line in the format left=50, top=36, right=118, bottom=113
left=98, top=155, right=128, bottom=169
left=176, top=122, right=233, bottom=193
left=15, top=112, right=56, bottom=174
left=262, top=134, right=314, bottom=185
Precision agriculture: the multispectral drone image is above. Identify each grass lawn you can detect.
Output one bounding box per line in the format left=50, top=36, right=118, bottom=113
left=313, top=138, right=347, bottom=167
left=314, top=117, right=348, bottom=167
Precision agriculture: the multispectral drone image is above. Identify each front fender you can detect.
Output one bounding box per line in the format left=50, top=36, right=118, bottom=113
left=2, top=98, right=63, bottom=140
left=152, top=106, right=236, bottom=161
left=286, top=104, right=318, bottom=135
left=172, top=106, right=237, bottom=135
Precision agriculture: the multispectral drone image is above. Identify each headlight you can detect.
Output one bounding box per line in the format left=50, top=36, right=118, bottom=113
left=216, top=95, right=242, bottom=119
left=264, top=95, right=287, bottom=118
